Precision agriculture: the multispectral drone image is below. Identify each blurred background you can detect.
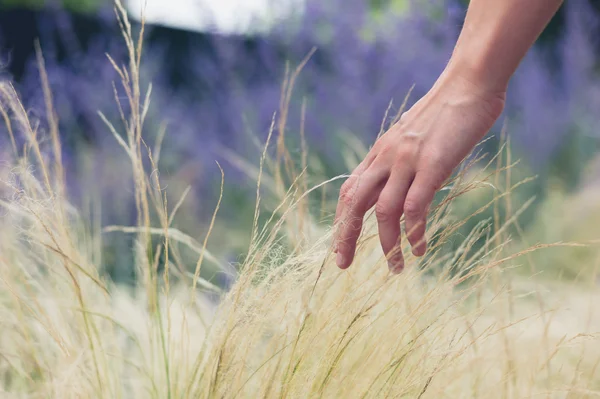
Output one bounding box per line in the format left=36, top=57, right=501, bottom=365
left=1, top=0, right=600, bottom=285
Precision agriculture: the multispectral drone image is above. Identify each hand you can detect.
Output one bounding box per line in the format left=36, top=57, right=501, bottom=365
left=334, top=72, right=506, bottom=272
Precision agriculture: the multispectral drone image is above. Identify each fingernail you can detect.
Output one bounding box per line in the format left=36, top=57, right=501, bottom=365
left=336, top=252, right=345, bottom=268
left=390, top=264, right=404, bottom=274
left=388, top=256, right=404, bottom=274
left=412, top=244, right=426, bottom=257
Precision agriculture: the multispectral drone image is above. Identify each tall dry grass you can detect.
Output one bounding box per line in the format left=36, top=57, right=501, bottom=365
left=0, top=2, right=599, bottom=397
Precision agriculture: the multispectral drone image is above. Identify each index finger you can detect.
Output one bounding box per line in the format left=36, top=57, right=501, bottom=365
left=334, top=155, right=376, bottom=226
left=335, top=168, right=386, bottom=269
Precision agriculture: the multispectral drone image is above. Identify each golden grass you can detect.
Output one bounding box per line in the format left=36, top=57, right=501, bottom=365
left=0, top=2, right=598, bottom=397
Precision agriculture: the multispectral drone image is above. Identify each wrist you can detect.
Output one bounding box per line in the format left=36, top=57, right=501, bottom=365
left=425, top=62, right=506, bottom=125
left=431, top=54, right=509, bottom=115
left=440, top=55, right=510, bottom=98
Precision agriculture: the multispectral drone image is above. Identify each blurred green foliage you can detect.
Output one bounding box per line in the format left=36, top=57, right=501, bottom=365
left=1, top=0, right=101, bottom=13
left=547, top=131, right=600, bottom=192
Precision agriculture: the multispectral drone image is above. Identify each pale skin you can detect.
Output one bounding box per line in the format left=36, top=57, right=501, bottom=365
left=334, top=0, right=565, bottom=272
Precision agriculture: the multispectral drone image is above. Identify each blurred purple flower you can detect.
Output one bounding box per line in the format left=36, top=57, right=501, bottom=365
left=7, top=0, right=600, bottom=206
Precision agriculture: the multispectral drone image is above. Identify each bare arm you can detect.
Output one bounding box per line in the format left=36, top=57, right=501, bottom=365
left=449, top=0, right=564, bottom=93
left=334, top=0, right=564, bottom=272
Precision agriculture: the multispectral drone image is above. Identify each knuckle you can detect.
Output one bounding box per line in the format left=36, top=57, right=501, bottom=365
left=398, top=113, right=409, bottom=126
left=396, top=112, right=412, bottom=128
left=395, top=134, right=423, bottom=159
left=375, top=201, right=395, bottom=222
left=340, top=180, right=351, bottom=194
left=400, top=131, right=420, bottom=143
left=403, top=198, right=423, bottom=219
left=421, top=149, right=446, bottom=169
left=339, top=182, right=354, bottom=205
left=341, top=192, right=355, bottom=207
left=395, top=146, right=414, bottom=161
left=377, top=142, right=394, bottom=157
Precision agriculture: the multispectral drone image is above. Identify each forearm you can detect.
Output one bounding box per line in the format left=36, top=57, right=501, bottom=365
left=444, top=0, right=563, bottom=93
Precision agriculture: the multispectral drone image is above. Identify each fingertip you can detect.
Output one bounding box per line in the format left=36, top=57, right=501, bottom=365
left=387, top=252, right=404, bottom=274
left=412, top=243, right=427, bottom=257
left=406, top=220, right=427, bottom=257
left=389, top=262, right=404, bottom=274
left=336, top=252, right=349, bottom=269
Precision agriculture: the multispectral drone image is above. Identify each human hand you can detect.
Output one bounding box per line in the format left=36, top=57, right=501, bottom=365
left=333, top=72, right=506, bottom=272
